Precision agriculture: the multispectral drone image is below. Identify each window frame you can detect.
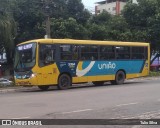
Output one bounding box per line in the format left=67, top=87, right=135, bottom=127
left=80, top=45, right=98, bottom=60
left=38, top=43, right=56, bottom=67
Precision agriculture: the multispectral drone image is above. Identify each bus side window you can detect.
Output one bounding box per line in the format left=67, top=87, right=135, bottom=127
left=60, top=44, right=72, bottom=60
left=39, top=44, right=55, bottom=67
left=116, top=46, right=130, bottom=59
left=39, top=51, right=44, bottom=67
left=81, top=56, right=86, bottom=60
left=131, top=47, right=145, bottom=60
left=80, top=45, right=98, bottom=60
left=44, top=50, right=53, bottom=64
left=100, top=46, right=115, bottom=60
left=72, top=45, right=79, bottom=60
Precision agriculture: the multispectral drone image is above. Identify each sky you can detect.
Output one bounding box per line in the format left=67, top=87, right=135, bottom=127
left=82, top=0, right=98, bottom=8
left=82, top=0, right=99, bottom=12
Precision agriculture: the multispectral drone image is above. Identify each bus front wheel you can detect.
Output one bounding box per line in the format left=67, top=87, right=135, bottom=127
left=38, top=86, right=49, bottom=91
left=111, top=71, right=125, bottom=85
left=58, top=74, right=71, bottom=90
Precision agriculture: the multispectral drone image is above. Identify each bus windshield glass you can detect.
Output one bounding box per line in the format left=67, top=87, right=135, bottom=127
left=14, top=42, right=36, bottom=71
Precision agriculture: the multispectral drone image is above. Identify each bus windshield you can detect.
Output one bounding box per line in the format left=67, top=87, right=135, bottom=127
left=14, top=42, right=36, bottom=71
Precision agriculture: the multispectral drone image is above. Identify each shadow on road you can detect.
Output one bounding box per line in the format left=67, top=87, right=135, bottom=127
left=18, top=80, right=146, bottom=93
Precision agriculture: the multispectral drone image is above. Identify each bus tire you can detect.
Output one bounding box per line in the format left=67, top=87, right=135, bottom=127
left=93, top=81, right=104, bottom=86
left=58, top=74, right=71, bottom=90
left=38, top=85, right=49, bottom=91
left=111, top=70, right=125, bottom=85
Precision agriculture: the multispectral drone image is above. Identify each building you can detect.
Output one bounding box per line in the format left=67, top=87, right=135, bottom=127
left=95, top=0, right=137, bottom=15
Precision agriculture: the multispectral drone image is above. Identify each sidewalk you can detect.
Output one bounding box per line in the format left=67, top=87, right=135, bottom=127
left=0, top=86, right=38, bottom=93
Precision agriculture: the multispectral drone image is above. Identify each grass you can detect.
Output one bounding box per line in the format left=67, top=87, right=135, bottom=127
left=149, top=71, right=160, bottom=77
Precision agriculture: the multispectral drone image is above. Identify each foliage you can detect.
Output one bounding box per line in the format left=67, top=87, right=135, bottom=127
left=0, top=0, right=16, bottom=49
left=88, top=11, right=111, bottom=40
left=105, top=15, right=131, bottom=41
left=89, top=11, right=111, bottom=25
left=50, top=17, right=89, bottom=39
left=122, top=0, right=160, bottom=50
left=66, top=0, right=91, bottom=24
left=12, top=0, right=90, bottom=44
left=0, top=0, right=17, bottom=64
left=89, top=24, right=107, bottom=40
left=149, top=71, right=160, bottom=77
left=13, top=0, right=46, bottom=44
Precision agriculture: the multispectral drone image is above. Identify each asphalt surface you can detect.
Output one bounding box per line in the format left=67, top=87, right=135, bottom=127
left=0, top=77, right=160, bottom=128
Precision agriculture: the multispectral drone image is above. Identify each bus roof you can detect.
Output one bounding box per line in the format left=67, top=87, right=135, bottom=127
left=17, top=39, right=149, bottom=47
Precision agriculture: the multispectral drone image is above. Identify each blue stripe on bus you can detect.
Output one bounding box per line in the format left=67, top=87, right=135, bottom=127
left=57, top=60, right=145, bottom=77
left=83, top=60, right=145, bottom=76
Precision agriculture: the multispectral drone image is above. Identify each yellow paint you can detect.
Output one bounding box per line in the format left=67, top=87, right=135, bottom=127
left=77, top=61, right=83, bottom=70
left=18, top=39, right=149, bottom=47
left=15, top=76, right=38, bottom=86
left=32, top=64, right=60, bottom=85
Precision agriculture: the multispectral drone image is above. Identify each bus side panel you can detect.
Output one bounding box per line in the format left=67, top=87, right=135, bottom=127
left=74, top=60, right=148, bottom=82
left=56, top=61, right=89, bottom=83
left=55, top=60, right=149, bottom=84
left=33, top=63, right=60, bottom=85
left=140, top=60, right=149, bottom=76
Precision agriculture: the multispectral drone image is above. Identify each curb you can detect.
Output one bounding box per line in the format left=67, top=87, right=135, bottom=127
left=130, top=76, right=160, bottom=81
left=0, top=88, right=19, bottom=93
left=0, top=87, right=37, bottom=93
left=0, top=89, right=18, bottom=93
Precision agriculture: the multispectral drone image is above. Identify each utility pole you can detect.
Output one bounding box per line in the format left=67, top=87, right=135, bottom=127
left=46, top=14, right=51, bottom=38
left=45, top=0, right=51, bottom=38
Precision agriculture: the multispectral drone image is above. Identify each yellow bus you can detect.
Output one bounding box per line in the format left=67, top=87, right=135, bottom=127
left=14, top=39, right=150, bottom=90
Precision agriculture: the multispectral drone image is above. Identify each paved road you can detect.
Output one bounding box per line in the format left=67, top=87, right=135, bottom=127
left=0, top=78, right=160, bottom=128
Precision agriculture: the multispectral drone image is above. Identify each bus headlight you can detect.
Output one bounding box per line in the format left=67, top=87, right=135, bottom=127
left=31, top=73, right=36, bottom=78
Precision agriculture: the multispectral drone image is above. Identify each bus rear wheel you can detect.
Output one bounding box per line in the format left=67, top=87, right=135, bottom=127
left=93, top=81, right=104, bottom=86
left=38, top=86, right=49, bottom=91
left=58, top=74, right=71, bottom=90
left=111, top=71, right=125, bottom=85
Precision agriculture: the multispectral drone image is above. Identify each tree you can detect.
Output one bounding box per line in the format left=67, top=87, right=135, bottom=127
left=88, top=11, right=111, bottom=40
left=89, top=24, right=107, bottom=40
left=0, top=0, right=16, bottom=63
left=13, top=0, right=46, bottom=44
left=89, top=11, right=111, bottom=25
left=50, top=18, right=89, bottom=39
left=12, top=0, right=91, bottom=44
left=122, top=0, right=160, bottom=48
left=66, top=0, right=91, bottom=25
left=106, top=15, right=132, bottom=41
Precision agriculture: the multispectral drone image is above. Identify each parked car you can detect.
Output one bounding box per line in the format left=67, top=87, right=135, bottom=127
left=0, top=78, right=13, bottom=86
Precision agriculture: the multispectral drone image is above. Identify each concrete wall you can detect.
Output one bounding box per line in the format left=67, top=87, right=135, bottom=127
left=95, top=0, right=138, bottom=15
left=96, top=2, right=117, bottom=15
left=96, top=1, right=126, bottom=15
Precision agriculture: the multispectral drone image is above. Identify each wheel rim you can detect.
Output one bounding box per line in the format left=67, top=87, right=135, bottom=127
left=118, top=73, right=124, bottom=81
left=60, top=76, right=69, bottom=87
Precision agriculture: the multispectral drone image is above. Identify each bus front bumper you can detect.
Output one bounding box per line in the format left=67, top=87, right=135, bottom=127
left=15, top=78, right=37, bottom=86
